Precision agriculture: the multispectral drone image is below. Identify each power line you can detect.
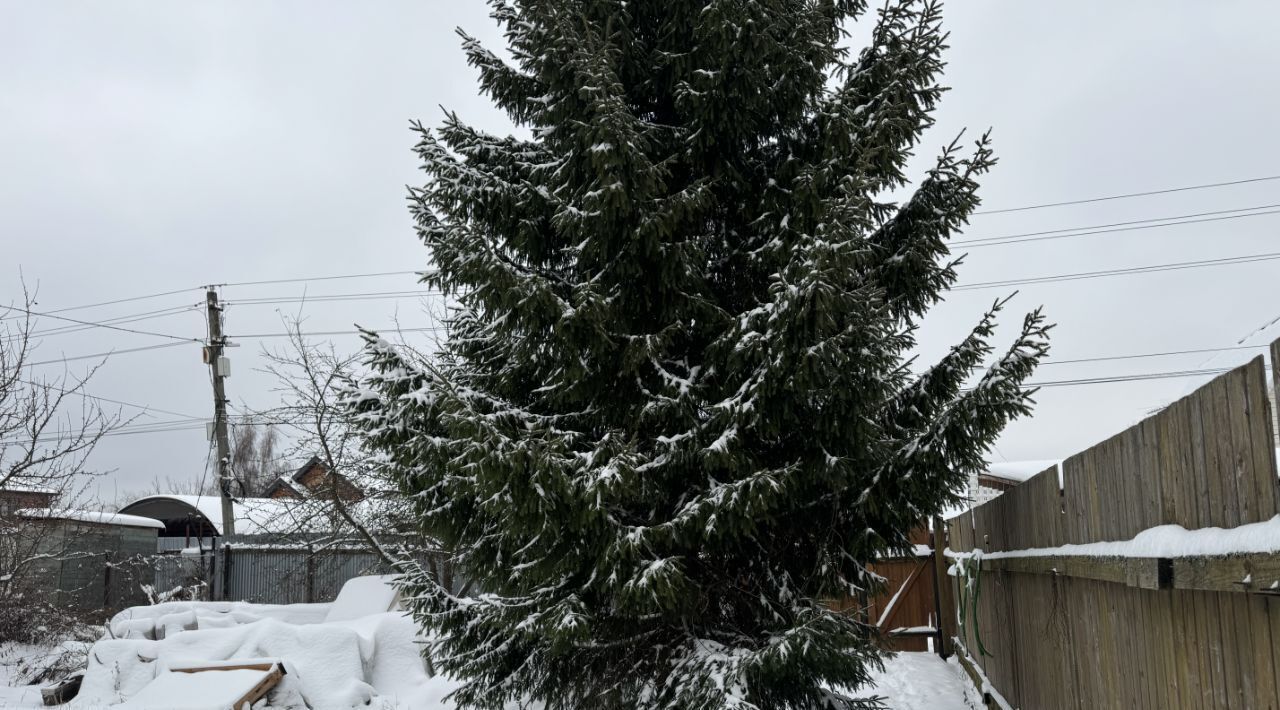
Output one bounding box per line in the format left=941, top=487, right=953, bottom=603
left=20, top=254, right=1280, bottom=367
left=90, top=422, right=208, bottom=439
left=954, top=205, right=1280, bottom=249
left=15, top=377, right=203, bottom=420
left=219, top=270, right=429, bottom=288
left=26, top=341, right=192, bottom=367
left=974, top=175, right=1280, bottom=215
left=2, top=305, right=200, bottom=342
left=0, top=271, right=431, bottom=324
left=1042, top=344, right=1266, bottom=367
left=0, top=417, right=205, bottom=447
left=2, top=363, right=1236, bottom=444
left=0, top=410, right=301, bottom=446
left=0, top=286, right=203, bottom=321
left=223, top=290, right=445, bottom=307
left=21, top=304, right=201, bottom=339
left=953, top=250, right=1280, bottom=292
left=193, top=439, right=216, bottom=509
left=1026, top=367, right=1233, bottom=389
left=230, top=326, right=446, bottom=340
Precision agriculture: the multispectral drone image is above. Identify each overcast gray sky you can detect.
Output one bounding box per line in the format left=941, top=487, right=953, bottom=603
left=3, top=2, right=1279, bottom=501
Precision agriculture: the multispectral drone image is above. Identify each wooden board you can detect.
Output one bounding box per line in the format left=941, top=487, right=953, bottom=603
left=978, top=555, right=1164, bottom=590
left=120, top=662, right=284, bottom=710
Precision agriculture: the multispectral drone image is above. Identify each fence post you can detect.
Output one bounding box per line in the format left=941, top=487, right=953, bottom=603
left=221, top=542, right=232, bottom=601
left=305, top=545, right=316, bottom=603
left=206, top=541, right=216, bottom=601
left=102, top=551, right=113, bottom=611
left=931, top=516, right=955, bottom=659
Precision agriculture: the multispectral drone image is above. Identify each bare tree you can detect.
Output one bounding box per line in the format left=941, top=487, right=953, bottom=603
left=0, top=285, right=126, bottom=642
left=228, top=422, right=283, bottom=497
left=254, top=317, right=398, bottom=532
left=234, top=314, right=463, bottom=675
left=251, top=315, right=464, bottom=575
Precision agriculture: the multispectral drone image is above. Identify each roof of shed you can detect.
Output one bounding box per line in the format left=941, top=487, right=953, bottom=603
left=117, top=495, right=302, bottom=535
left=18, top=508, right=165, bottom=529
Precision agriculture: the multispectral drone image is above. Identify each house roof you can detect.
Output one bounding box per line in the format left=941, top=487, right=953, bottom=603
left=260, top=456, right=331, bottom=499
left=262, top=474, right=307, bottom=499
left=117, top=495, right=303, bottom=536
left=261, top=456, right=367, bottom=501
left=18, top=508, right=164, bottom=530
left=289, top=456, right=324, bottom=480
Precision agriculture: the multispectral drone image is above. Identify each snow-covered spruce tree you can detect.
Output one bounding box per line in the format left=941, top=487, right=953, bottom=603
left=349, top=1, right=1049, bottom=707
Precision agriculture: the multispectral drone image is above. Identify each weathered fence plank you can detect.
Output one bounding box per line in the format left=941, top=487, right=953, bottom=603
left=1207, top=374, right=1241, bottom=528
left=1248, top=593, right=1277, bottom=709
left=1243, top=356, right=1279, bottom=520
left=1225, top=366, right=1258, bottom=526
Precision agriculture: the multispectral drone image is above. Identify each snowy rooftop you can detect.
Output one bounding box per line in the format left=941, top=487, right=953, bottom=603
left=0, top=482, right=59, bottom=495
left=16, top=508, right=165, bottom=529
left=983, top=460, right=1061, bottom=484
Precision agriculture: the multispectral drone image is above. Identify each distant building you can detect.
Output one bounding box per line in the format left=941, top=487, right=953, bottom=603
left=262, top=456, right=364, bottom=503
left=0, top=484, right=58, bottom=518
left=117, top=457, right=382, bottom=549
left=966, top=460, right=1061, bottom=507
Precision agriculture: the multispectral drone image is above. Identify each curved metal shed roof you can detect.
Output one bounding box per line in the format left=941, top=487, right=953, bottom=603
left=118, top=494, right=302, bottom=536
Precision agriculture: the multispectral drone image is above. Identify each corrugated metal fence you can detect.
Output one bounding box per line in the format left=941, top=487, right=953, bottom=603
left=153, top=535, right=448, bottom=605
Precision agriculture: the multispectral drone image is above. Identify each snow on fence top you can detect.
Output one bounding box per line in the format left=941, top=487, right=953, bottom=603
left=16, top=508, right=165, bottom=529
left=949, top=514, right=1280, bottom=560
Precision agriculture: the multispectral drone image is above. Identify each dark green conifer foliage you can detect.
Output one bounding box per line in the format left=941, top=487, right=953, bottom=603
left=350, top=1, right=1050, bottom=707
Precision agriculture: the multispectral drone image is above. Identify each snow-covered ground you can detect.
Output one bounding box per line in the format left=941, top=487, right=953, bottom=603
left=0, top=648, right=981, bottom=709
left=0, top=643, right=62, bottom=708
left=865, top=652, right=983, bottom=710
left=0, top=580, right=980, bottom=709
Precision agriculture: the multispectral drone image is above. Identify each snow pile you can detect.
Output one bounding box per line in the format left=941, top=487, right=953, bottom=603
left=107, top=600, right=330, bottom=640
left=68, top=596, right=477, bottom=710
left=324, top=574, right=401, bottom=622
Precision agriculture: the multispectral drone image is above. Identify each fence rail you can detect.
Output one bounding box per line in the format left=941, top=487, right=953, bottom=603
left=947, top=348, right=1280, bottom=709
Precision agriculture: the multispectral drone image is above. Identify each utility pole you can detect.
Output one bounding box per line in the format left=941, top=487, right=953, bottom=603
left=204, top=288, right=236, bottom=537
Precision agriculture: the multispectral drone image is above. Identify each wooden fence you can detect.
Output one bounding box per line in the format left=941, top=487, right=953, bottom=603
left=946, top=345, right=1280, bottom=709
